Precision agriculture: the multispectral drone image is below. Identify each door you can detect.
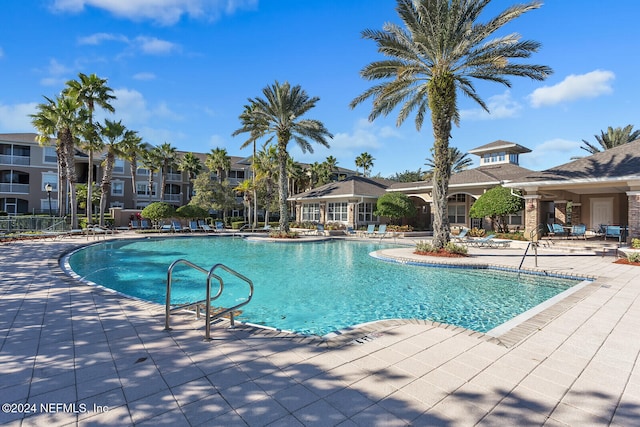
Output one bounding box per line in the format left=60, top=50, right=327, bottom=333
left=591, top=197, right=613, bottom=230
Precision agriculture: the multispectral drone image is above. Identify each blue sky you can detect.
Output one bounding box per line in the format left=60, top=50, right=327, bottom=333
left=1, top=0, right=639, bottom=177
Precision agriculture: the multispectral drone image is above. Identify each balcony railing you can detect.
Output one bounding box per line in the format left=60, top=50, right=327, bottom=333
left=0, top=154, right=30, bottom=166
left=163, top=194, right=182, bottom=203
left=166, top=173, right=182, bottom=182
left=0, top=183, right=29, bottom=193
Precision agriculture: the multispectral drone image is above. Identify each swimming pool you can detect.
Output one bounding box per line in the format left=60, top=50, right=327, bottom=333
left=66, top=237, right=583, bottom=336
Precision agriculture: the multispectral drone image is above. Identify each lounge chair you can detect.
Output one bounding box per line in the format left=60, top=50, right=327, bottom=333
left=188, top=221, right=200, bottom=232
left=198, top=220, right=213, bottom=232
left=374, top=224, right=387, bottom=238
left=131, top=220, right=140, bottom=230
left=345, top=226, right=356, bottom=236
left=160, top=222, right=173, bottom=232
left=171, top=220, right=184, bottom=232
left=214, top=221, right=225, bottom=232
left=140, top=220, right=151, bottom=229
left=364, top=224, right=376, bottom=237
left=546, top=223, right=567, bottom=238
left=451, top=228, right=469, bottom=243
left=478, top=236, right=511, bottom=248
left=570, top=224, right=587, bottom=240
left=465, top=234, right=497, bottom=247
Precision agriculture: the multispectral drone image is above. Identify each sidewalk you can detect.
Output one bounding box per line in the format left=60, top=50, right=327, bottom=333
left=1, top=236, right=638, bottom=426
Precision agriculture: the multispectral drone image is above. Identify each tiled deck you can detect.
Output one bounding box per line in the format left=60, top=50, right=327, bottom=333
left=1, top=234, right=639, bottom=426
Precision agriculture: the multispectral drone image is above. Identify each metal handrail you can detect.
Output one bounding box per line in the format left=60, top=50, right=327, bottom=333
left=519, top=224, right=545, bottom=269
left=165, top=259, right=253, bottom=340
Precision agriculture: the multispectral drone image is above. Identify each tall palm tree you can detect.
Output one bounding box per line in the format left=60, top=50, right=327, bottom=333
left=206, top=147, right=231, bottom=184
left=140, top=147, right=162, bottom=202
left=350, top=0, right=551, bottom=248
left=580, top=125, right=640, bottom=154
left=233, top=81, right=332, bottom=232
left=355, top=152, right=375, bottom=177
left=324, top=155, right=339, bottom=181
left=31, top=95, right=84, bottom=228
left=155, top=142, right=178, bottom=202
left=64, top=73, right=115, bottom=223
left=424, top=146, right=473, bottom=179
left=119, top=132, right=144, bottom=208
left=178, top=152, right=204, bottom=201
left=77, top=120, right=104, bottom=220
left=97, top=119, right=130, bottom=226
left=254, top=146, right=279, bottom=225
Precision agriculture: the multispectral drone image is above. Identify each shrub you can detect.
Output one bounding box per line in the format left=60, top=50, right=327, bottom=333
left=268, top=230, right=299, bottom=238
left=468, top=227, right=486, bottom=237
left=627, top=252, right=640, bottom=263
left=176, top=204, right=209, bottom=219
left=444, top=242, right=468, bottom=255
left=388, top=225, right=413, bottom=232
left=141, top=202, right=176, bottom=222
left=632, top=238, right=640, bottom=249
left=415, top=241, right=437, bottom=253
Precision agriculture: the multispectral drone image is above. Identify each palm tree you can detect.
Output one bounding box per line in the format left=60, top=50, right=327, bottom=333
left=355, top=152, right=375, bottom=177
left=580, top=125, right=640, bottom=154
left=77, top=120, right=104, bottom=220
left=155, top=142, right=178, bottom=202
left=178, top=152, right=204, bottom=201
left=97, top=119, right=130, bottom=226
left=424, top=147, right=473, bottom=179
left=31, top=95, right=84, bottom=228
left=350, top=0, right=551, bottom=248
left=119, top=132, right=144, bottom=208
left=140, top=147, right=162, bottom=202
left=254, top=146, right=279, bottom=226
left=64, top=73, right=115, bottom=223
left=324, top=156, right=339, bottom=181
left=233, top=179, right=254, bottom=225
left=206, top=147, right=231, bottom=184
left=233, top=81, right=333, bottom=232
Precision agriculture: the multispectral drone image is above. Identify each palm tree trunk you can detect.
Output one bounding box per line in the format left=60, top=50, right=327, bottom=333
left=61, top=129, right=78, bottom=229
left=129, top=159, right=137, bottom=209
left=429, top=74, right=456, bottom=249
left=99, top=153, right=114, bottom=226
left=87, top=150, right=94, bottom=224
left=277, top=141, right=289, bottom=232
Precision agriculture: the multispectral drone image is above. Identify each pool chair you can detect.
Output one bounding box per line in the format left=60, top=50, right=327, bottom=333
left=198, top=220, right=213, bottom=232
left=140, top=219, right=151, bottom=229
left=374, top=224, right=388, bottom=238
left=604, top=225, right=621, bottom=241
left=451, top=228, right=469, bottom=243
left=130, top=220, right=140, bottom=230
left=160, top=222, right=173, bottom=232
left=345, top=226, right=356, bottom=236
left=466, top=234, right=497, bottom=247
left=188, top=221, right=200, bottom=232
left=570, top=224, right=587, bottom=240
left=364, top=224, right=376, bottom=237
left=171, top=220, right=184, bottom=232
left=478, top=236, right=511, bottom=248
left=546, top=223, right=567, bottom=238
left=214, top=221, right=225, bottom=232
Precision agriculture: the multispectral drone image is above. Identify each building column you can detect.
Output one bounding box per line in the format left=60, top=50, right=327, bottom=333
left=320, top=202, right=326, bottom=224
left=524, top=195, right=542, bottom=241
left=626, top=191, right=640, bottom=242
left=554, top=200, right=568, bottom=225
left=571, top=202, right=582, bottom=225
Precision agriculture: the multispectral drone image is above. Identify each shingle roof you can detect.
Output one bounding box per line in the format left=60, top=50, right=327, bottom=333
left=289, top=176, right=392, bottom=200
left=388, top=163, right=534, bottom=191
left=510, top=139, right=640, bottom=184
left=0, top=132, right=48, bottom=143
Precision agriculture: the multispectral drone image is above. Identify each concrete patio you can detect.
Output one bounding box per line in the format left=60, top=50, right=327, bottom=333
left=1, top=234, right=639, bottom=426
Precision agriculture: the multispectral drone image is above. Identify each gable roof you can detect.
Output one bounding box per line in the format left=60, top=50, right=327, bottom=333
left=289, top=175, right=392, bottom=200
left=506, top=139, right=640, bottom=186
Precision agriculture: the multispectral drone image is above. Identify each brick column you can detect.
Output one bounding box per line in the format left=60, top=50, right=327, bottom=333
left=571, top=203, right=582, bottom=225
left=627, top=191, right=640, bottom=242
left=524, top=195, right=542, bottom=241
left=554, top=200, right=567, bottom=225
left=320, top=202, right=326, bottom=224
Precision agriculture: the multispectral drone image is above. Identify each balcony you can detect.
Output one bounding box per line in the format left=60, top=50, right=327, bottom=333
left=166, top=173, right=182, bottom=182
left=0, top=155, right=30, bottom=166
left=0, top=183, right=30, bottom=193
left=163, top=194, right=182, bottom=203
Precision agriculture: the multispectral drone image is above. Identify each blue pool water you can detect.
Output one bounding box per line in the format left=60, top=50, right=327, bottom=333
left=66, top=237, right=581, bottom=336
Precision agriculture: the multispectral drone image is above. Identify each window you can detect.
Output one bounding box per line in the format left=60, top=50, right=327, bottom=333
left=137, top=182, right=156, bottom=196
left=42, top=173, right=58, bottom=191
left=301, top=203, right=320, bottom=222
left=114, top=159, right=125, bottom=174
left=508, top=211, right=523, bottom=226
left=497, top=151, right=505, bottom=162
left=358, top=203, right=376, bottom=223
left=447, top=194, right=466, bottom=224
left=448, top=205, right=466, bottom=224
left=43, top=147, right=57, bottom=164
left=111, top=181, right=124, bottom=196
left=327, top=202, right=348, bottom=222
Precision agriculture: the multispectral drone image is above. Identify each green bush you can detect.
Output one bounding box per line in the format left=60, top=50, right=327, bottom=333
left=627, top=252, right=640, bottom=263
left=231, top=221, right=245, bottom=229
left=632, top=238, right=640, bottom=249
left=176, top=204, right=208, bottom=219
left=141, top=202, right=176, bottom=221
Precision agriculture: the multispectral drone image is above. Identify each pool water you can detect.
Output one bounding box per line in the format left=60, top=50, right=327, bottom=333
left=67, top=237, right=581, bottom=336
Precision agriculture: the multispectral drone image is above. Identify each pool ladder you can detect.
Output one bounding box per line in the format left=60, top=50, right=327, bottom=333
left=164, top=259, right=254, bottom=340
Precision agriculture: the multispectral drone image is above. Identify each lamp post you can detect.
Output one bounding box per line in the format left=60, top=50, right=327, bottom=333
left=45, top=183, right=53, bottom=217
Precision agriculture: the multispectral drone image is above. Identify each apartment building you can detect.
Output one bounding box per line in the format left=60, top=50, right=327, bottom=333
left=0, top=133, right=253, bottom=215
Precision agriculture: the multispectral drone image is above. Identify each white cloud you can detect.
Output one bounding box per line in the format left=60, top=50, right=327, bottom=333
left=51, top=0, right=258, bottom=25
left=0, top=102, right=38, bottom=132
left=132, top=72, right=157, bottom=81
left=528, top=70, right=615, bottom=108
left=39, top=58, right=72, bottom=87
left=78, top=33, right=180, bottom=56
left=135, top=36, right=180, bottom=55
left=461, top=90, right=522, bottom=120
